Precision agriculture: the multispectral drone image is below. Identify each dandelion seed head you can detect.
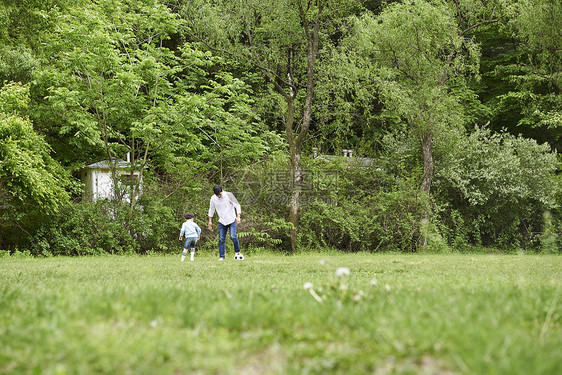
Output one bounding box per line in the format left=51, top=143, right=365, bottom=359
left=303, top=282, right=313, bottom=290
left=384, top=284, right=391, bottom=292
left=336, top=267, right=350, bottom=278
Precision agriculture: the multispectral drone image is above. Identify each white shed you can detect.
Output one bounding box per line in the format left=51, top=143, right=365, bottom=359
left=81, top=156, right=142, bottom=202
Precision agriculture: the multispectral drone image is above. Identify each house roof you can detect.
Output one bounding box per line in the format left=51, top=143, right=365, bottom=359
left=85, top=159, right=132, bottom=169
left=315, top=155, right=374, bottom=168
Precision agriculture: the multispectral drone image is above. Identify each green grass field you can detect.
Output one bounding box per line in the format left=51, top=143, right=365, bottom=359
left=1, top=252, right=561, bottom=374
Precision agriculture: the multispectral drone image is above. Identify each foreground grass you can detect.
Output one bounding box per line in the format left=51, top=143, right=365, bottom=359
left=0, top=253, right=560, bottom=374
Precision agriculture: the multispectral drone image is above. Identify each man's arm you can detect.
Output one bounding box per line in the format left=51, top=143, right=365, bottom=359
left=227, top=192, right=241, bottom=224
left=208, top=197, right=215, bottom=229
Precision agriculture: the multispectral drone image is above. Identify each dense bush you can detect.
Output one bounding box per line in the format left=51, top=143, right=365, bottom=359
left=299, top=192, right=424, bottom=252
left=0, top=83, right=78, bottom=251
left=295, top=155, right=427, bottom=252
left=433, top=126, right=561, bottom=250
left=225, top=154, right=296, bottom=252
left=32, top=198, right=177, bottom=256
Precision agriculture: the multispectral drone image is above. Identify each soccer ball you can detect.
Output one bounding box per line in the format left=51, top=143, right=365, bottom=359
left=234, top=253, right=244, bottom=260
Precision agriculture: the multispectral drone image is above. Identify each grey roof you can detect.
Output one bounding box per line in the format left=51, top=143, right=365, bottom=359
left=315, top=155, right=374, bottom=167
left=85, top=159, right=132, bottom=169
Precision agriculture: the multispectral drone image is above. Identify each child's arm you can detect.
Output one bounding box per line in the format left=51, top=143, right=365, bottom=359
left=179, top=223, right=185, bottom=240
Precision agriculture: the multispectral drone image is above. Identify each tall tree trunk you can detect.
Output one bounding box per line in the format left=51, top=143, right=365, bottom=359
left=288, top=149, right=302, bottom=253
left=421, top=131, right=434, bottom=194
left=420, top=130, right=434, bottom=248
left=284, top=90, right=300, bottom=253
left=283, top=2, right=323, bottom=253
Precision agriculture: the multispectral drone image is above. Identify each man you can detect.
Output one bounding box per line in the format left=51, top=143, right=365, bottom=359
left=208, top=185, right=244, bottom=261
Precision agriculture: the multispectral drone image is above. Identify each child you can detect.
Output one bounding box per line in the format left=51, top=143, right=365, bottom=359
left=179, top=212, right=201, bottom=262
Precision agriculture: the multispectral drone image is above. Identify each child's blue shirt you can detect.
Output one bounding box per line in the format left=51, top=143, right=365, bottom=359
left=180, top=220, right=201, bottom=238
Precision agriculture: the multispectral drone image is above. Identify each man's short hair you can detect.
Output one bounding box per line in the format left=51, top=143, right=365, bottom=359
left=213, top=185, right=223, bottom=196
left=184, top=212, right=195, bottom=220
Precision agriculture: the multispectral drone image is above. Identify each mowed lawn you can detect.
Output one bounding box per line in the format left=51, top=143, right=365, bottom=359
left=1, top=253, right=560, bottom=374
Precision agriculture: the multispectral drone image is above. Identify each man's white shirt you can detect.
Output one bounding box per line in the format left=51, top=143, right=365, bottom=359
left=208, top=191, right=241, bottom=225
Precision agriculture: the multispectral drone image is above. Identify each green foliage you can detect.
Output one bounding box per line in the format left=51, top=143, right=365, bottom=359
left=225, top=150, right=428, bottom=253
left=0, top=82, right=77, bottom=250
left=434, top=125, right=560, bottom=248
left=0, top=114, right=70, bottom=212
left=299, top=192, right=424, bottom=252
left=33, top=197, right=178, bottom=256
left=540, top=211, right=560, bottom=254
left=335, top=0, right=479, bottom=133
left=173, top=69, right=284, bottom=177
left=0, top=83, right=76, bottom=213
left=0, top=81, right=29, bottom=113
left=0, top=46, right=38, bottom=84
left=1, top=0, right=562, bottom=254
left=237, top=219, right=290, bottom=252
left=0, top=0, right=75, bottom=48
left=30, top=171, right=186, bottom=257
left=25, top=0, right=280, bottom=253
left=295, top=157, right=425, bottom=252
left=511, top=0, right=562, bottom=80
left=471, top=0, right=562, bottom=147
left=510, top=0, right=562, bottom=143
left=41, top=0, right=185, bottom=168
left=224, top=154, right=297, bottom=252
left=34, top=0, right=279, bottom=179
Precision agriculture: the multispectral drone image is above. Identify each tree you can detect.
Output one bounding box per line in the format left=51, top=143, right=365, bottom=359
left=463, top=0, right=562, bottom=149
left=503, top=0, right=562, bottom=147
left=40, top=1, right=271, bottom=204
left=0, top=0, right=76, bottom=49
left=338, top=0, right=480, bottom=247
left=0, top=82, right=76, bottom=249
left=181, top=0, right=360, bottom=251
left=434, top=125, right=559, bottom=247
left=0, top=0, right=77, bottom=86
left=39, top=0, right=187, bottom=208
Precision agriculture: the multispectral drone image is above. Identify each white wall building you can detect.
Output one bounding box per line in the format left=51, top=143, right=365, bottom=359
left=81, top=155, right=142, bottom=202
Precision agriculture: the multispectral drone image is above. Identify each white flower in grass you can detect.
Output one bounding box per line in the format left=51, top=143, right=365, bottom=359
left=339, top=284, right=348, bottom=291
left=303, top=282, right=322, bottom=303
left=384, top=284, right=391, bottom=292
left=371, top=278, right=378, bottom=287
left=335, top=267, right=350, bottom=278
